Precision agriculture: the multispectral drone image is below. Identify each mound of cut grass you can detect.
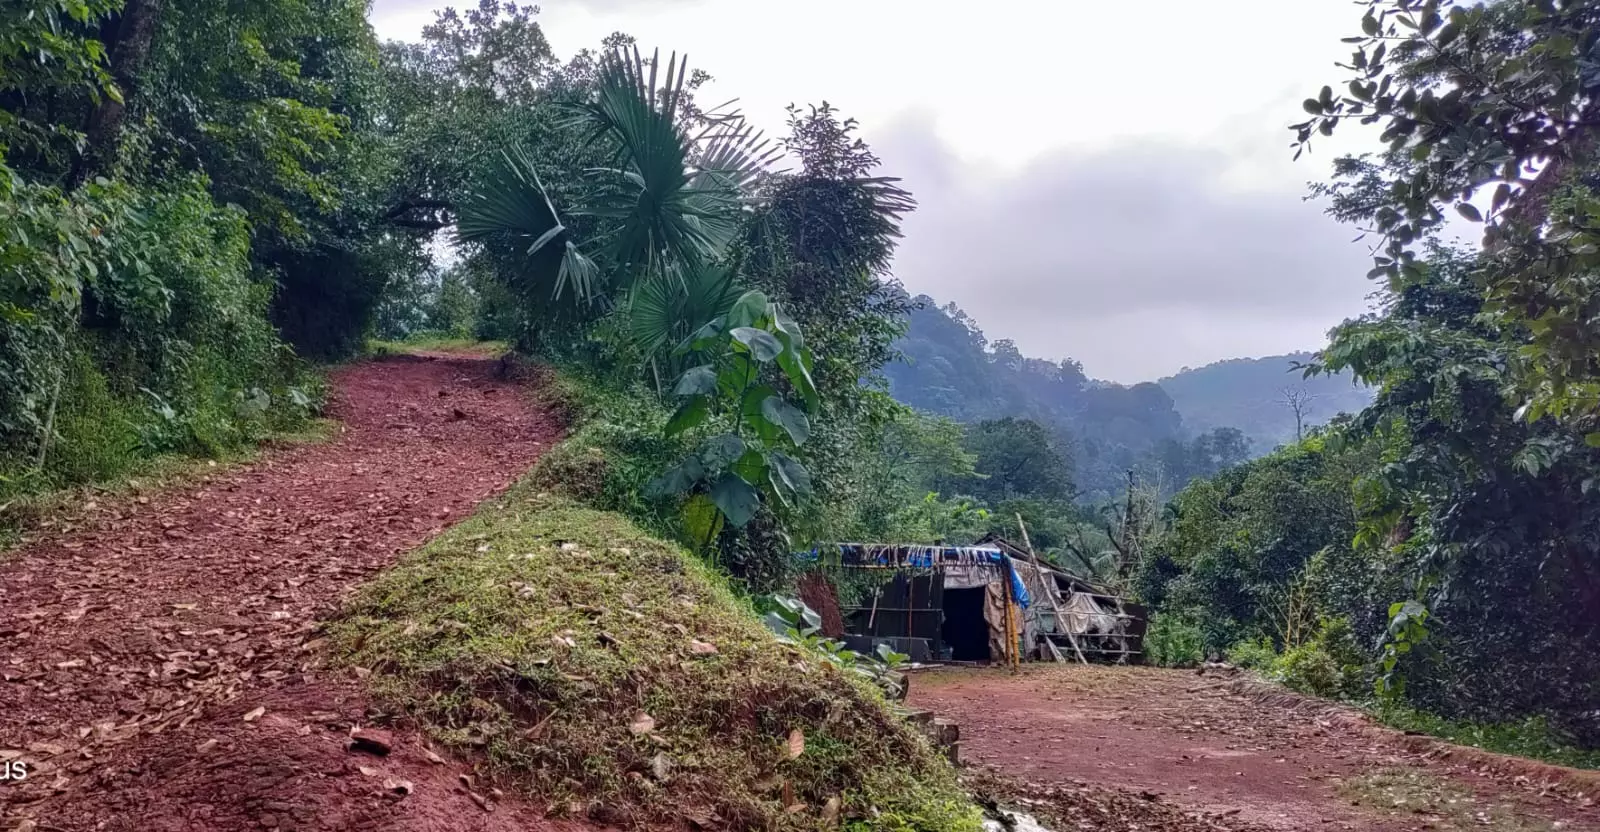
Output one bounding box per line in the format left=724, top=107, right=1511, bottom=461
left=333, top=483, right=976, bottom=830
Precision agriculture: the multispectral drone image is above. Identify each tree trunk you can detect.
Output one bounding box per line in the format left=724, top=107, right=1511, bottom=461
left=69, top=0, right=166, bottom=188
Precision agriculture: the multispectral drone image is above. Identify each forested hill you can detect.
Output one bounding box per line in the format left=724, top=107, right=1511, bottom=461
left=885, top=296, right=1190, bottom=501
left=1159, top=354, right=1374, bottom=449
left=882, top=297, right=1366, bottom=499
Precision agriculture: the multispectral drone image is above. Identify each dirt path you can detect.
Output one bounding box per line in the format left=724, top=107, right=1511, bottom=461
left=0, top=354, right=595, bottom=831
left=911, top=666, right=1600, bottom=832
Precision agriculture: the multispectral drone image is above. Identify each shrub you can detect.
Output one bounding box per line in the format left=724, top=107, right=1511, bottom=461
left=1145, top=613, right=1205, bottom=668
left=1226, top=637, right=1279, bottom=671
left=1, top=173, right=320, bottom=502
left=1276, top=643, right=1342, bottom=697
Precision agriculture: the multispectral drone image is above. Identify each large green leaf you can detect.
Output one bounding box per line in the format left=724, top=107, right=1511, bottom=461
left=772, top=305, right=806, bottom=355
left=726, top=290, right=770, bottom=328
left=673, top=365, right=718, bottom=396
left=632, top=264, right=743, bottom=360
left=700, top=433, right=746, bottom=470
left=644, top=456, right=706, bottom=497
left=565, top=48, right=777, bottom=285
left=732, top=447, right=768, bottom=484
left=768, top=451, right=813, bottom=499
left=760, top=396, right=810, bottom=445
left=455, top=145, right=604, bottom=306
left=681, top=493, right=724, bottom=551
left=777, top=347, right=820, bottom=412
left=719, top=352, right=756, bottom=401
left=665, top=396, right=709, bottom=436
left=710, top=472, right=761, bottom=527
left=740, top=385, right=781, bottom=442
left=731, top=327, right=783, bottom=362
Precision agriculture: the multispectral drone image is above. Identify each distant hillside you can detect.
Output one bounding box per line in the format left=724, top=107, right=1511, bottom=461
left=883, top=297, right=1373, bottom=500
left=1158, top=354, right=1373, bottom=451
left=884, top=296, right=1188, bottom=501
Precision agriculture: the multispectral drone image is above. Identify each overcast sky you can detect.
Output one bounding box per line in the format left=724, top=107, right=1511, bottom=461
left=369, top=0, right=1386, bottom=383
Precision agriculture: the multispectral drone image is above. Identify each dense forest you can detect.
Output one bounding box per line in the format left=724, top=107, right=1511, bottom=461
left=4, top=0, right=1600, bottom=825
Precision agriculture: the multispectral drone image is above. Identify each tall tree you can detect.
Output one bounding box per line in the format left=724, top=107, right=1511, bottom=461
left=70, top=0, right=164, bottom=186
left=1297, top=0, right=1600, bottom=431
left=740, top=103, right=917, bottom=404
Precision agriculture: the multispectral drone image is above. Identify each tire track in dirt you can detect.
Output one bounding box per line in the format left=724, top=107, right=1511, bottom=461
left=911, top=666, right=1600, bottom=832
left=0, top=354, right=591, bottom=831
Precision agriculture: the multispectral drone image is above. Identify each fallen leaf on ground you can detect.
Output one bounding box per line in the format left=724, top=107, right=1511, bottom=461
left=629, top=712, right=656, bottom=735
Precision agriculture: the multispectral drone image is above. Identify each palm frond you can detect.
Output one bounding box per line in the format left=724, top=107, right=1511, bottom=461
left=562, top=46, right=775, bottom=285
left=629, top=263, right=743, bottom=360
left=455, top=145, right=604, bottom=306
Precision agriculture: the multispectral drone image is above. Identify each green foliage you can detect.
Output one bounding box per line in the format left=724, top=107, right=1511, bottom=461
left=1307, top=248, right=1600, bottom=739
left=762, top=595, right=910, bottom=700
left=1225, top=637, right=1278, bottom=672
left=1371, top=705, right=1600, bottom=772
left=648, top=291, right=820, bottom=536
left=1276, top=643, right=1343, bottom=698
left=1137, top=434, right=1376, bottom=653
left=0, top=0, right=118, bottom=161
left=739, top=103, right=916, bottom=405
left=0, top=167, right=318, bottom=497
left=941, top=417, right=1073, bottom=504
left=1143, top=613, right=1205, bottom=668
left=456, top=45, right=778, bottom=333
left=1297, top=0, right=1600, bottom=433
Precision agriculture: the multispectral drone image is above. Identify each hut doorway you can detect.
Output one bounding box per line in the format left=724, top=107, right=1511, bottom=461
left=941, top=587, right=990, bottom=661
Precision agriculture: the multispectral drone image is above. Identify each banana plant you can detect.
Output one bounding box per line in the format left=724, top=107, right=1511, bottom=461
left=645, top=290, right=819, bottom=538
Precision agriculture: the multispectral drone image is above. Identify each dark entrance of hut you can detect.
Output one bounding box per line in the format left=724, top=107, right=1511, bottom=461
left=940, top=587, right=989, bottom=661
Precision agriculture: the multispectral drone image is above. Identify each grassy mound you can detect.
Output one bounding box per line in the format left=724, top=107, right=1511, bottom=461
left=332, top=373, right=977, bottom=830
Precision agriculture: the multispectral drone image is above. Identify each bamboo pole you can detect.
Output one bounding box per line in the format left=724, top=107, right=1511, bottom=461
left=33, top=371, right=63, bottom=472
left=1016, top=514, right=1086, bottom=664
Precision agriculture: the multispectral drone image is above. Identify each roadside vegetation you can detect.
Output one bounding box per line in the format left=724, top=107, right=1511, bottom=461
left=1130, top=0, right=1600, bottom=771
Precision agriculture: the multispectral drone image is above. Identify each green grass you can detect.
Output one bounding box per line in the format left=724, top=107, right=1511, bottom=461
left=366, top=335, right=508, bottom=357
left=329, top=364, right=979, bottom=832
left=1371, top=703, right=1600, bottom=770
left=1338, top=768, right=1556, bottom=831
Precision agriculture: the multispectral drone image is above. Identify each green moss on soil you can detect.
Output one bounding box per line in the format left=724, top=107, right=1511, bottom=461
left=331, top=369, right=979, bottom=831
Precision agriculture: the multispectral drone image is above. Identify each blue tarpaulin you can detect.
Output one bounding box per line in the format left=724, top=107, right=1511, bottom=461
left=805, top=543, right=1031, bottom=609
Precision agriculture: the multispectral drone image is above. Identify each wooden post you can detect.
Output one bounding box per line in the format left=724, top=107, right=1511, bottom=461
left=1016, top=514, right=1086, bottom=665
left=906, top=576, right=914, bottom=639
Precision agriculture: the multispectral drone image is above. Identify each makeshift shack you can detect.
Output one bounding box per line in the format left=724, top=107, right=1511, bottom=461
left=810, top=540, right=1144, bottom=665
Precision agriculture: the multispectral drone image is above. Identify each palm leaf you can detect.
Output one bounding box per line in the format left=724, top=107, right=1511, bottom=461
left=565, top=46, right=777, bottom=284
left=455, top=145, right=605, bottom=306
left=630, top=263, right=743, bottom=360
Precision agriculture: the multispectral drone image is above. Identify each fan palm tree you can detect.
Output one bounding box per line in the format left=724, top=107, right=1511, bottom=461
left=456, top=46, right=779, bottom=342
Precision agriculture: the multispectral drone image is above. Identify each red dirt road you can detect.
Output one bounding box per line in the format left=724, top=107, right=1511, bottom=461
left=911, top=666, right=1600, bottom=832
left=0, top=354, right=589, bottom=831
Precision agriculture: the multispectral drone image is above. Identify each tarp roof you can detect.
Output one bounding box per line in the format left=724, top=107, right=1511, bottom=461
left=805, top=543, right=1032, bottom=609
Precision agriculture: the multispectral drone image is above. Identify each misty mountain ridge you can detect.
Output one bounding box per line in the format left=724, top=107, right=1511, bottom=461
left=883, top=296, right=1372, bottom=499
